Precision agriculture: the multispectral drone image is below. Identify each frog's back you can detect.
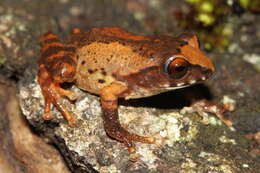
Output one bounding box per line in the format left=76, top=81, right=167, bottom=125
left=68, top=27, right=151, bottom=46
left=70, top=27, right=172, bottom=94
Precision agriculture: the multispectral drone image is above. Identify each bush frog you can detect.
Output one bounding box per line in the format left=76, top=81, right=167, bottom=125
left=38, top=27, right=217, bottom=153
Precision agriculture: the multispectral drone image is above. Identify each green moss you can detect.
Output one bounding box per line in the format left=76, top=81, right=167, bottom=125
left=240, top=0, right=260, bottom=12
left=181, top=0, right=235, bottom=50
left=196, top=13, right=215, bottom=26
left=239, top=0, right=250, bottom=8
left=0, top=57, right=7, bottom=65
left=185, top=0, right=200, bottom=4
left=200, top=1, right=214, bottom=13
left=204, top=42, right=212, bottom=50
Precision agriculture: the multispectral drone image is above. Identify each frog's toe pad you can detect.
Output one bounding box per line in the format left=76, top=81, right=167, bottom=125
left=43, top=112, right=53, bottom=120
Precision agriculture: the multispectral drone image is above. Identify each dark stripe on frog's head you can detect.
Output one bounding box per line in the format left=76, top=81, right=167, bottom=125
left=179, top=41, right=188, bottom=47
left=176, top=33, right=199, bottom=48
left=114, top=66, right=163, bottom=89
left=137, top=66, right=158, bottom=74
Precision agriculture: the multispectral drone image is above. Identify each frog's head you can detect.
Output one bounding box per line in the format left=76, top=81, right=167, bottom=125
left=118, top=33, right=215, bottom=99
left=160, top=33, right=215, bottom=89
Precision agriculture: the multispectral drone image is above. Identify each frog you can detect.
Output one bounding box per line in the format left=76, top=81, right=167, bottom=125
left=38, top=27, right=219, bottom=153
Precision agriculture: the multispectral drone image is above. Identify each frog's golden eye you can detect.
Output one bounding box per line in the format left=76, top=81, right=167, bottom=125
left=164, top=57, right=190, bottom=79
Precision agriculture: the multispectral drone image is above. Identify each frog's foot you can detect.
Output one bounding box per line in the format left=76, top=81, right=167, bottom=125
left=104, top=119, right=159, bottom=162
left=105, top=124, right=156, bottom=152
left=181, top=99, right=234, bottom=129
left=38, top=65, right=77, bottom=127
left=105, top=125, right=164, bottom=162
left=41, top=84, right=77, bottom=127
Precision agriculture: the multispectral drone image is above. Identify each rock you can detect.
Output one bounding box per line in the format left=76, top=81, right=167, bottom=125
left=0, top=77, right=70, bottom=173
left=18, top=66, right=260, bottom=172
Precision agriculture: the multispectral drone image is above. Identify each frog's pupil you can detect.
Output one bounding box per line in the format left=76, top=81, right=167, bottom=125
left=175, top=66, right=185, bottom=72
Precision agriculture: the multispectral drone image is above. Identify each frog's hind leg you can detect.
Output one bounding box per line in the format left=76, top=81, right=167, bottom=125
left=100, top=82, right=156, bottom=154
left=38, top=32, right=77, bottom=126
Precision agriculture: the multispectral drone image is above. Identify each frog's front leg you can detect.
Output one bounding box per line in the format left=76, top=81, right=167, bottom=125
left=38, top=32, right=77, bottom=126
left=190, top=99, right=233, bottom=127
left=181, top=99, right=234, bottom=128
left=180, top=88, right=234, bottom=128
left=100, top=82, right=155, bottom=153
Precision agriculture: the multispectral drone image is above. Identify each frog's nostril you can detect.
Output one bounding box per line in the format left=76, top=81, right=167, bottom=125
left=200, top=68, right=213, bottom=81
left=202, top=68, right=213, bottom=76
left=201, top=67, right=210, bottom=74
left=204, top=70, right=213, bottom=79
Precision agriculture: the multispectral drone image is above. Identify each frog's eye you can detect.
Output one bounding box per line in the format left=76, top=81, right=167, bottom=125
left=164, top=57, right=190, bottom=79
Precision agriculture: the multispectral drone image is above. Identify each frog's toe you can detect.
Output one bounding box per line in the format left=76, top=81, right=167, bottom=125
left=129, top=152, right=140, bottom=162
left=68, top=117, right=77, bottom=127
left=56, top=87, right=78, bottom=101
left=67, top=92, right=78, bottom=101
left=127, top=145, right=136, bottom=154
left=154, top=136, right=165, bottom=147
left=136, top=136, right=164, bottom=146
left=43, top=112, right=53, bottom=120
left=142, top=136, right=156, bottom=144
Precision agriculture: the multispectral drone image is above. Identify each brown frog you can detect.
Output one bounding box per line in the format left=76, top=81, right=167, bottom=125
left=38, top=27, right=218, bottom=153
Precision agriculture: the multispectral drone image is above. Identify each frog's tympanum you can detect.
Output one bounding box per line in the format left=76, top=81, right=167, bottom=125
left=38, top=27, right=215, bottom=153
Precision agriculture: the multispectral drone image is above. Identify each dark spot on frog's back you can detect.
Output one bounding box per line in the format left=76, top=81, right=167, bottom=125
left=120, top=42, right=126, bottom=46
left=98, top=79, right=105, bottom=83
left=100, top=68, right=107, bottom=75
left=102, top=71, right=107, bottom=75
left=88, top=69, right=94, bottom=74
left=81, top=60, right=86, bottom=65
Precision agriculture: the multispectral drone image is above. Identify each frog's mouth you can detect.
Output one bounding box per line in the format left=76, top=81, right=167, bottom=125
left=163, top=84, right=192, bottom=90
